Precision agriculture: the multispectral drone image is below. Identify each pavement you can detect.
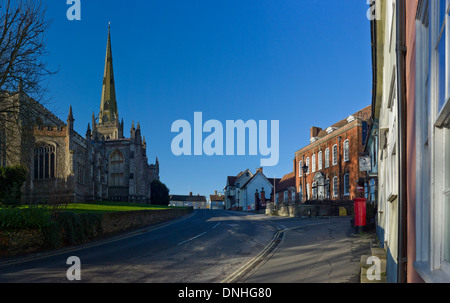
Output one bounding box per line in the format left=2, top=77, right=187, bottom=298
left=241, top=218, right=377, bottom=283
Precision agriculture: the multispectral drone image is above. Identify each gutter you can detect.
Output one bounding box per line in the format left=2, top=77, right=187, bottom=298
left=395, top=0, right=408, bottom=283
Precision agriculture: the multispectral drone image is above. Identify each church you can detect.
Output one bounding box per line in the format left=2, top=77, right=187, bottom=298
left=0, top=26, right=160, bottom=204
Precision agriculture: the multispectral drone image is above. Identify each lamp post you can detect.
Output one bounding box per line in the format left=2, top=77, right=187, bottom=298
left=302, top=155, right=308, bottom=202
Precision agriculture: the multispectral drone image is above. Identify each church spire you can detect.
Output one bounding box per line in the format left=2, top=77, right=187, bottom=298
left=99, top=23, right=118, bottom=125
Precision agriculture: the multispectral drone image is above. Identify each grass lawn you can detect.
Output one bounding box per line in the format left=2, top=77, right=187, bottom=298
left=64, top=201, right=178, bottom=213
left=2, top=201, right=185, bottom=214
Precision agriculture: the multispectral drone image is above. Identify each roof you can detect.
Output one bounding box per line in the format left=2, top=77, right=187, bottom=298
left=209, top=195, right=225, bottom=202
left=275, top=172, right=296, bottom=193
left=295, top=105, right=372, bottom=155
left=170, top=194, right=207, bottom=202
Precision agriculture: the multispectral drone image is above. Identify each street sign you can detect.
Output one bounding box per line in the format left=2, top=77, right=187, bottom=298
left=359, top=156, right=371, bottom=172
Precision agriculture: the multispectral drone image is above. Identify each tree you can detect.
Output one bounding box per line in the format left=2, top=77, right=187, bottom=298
left=0, top=164, right=27, bottom=205
left=0, top=0, right=55, bottom=165
left=150, top=180, right=170, bottom=206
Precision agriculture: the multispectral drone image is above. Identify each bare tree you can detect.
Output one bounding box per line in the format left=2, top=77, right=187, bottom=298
left=0, top=0, right=55, bottom=165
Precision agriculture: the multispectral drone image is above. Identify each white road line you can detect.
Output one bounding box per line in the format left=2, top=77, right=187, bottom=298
left=177, top=231, right=207, bottom=246
left=212, top=222, right=221, bottom=229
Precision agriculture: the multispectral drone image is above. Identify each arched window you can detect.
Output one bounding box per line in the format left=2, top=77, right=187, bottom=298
left=332, top=144, right=338, bottom=165
left=333, top=176, right=338, bottom=197
left=33, top=144, right=56, bottom=180
left=325, top=148, right=330, bottom=168
left=109, top=150, right=125, bottom=186
left=325, top=179, right=330, bottom=199
left=312, top=182, right=317, bottom=199
left=344, top=174, right=350, bottom=195
left=344, top=140, right=350, bottom=162
left=318, top=151, right=323, bottom=170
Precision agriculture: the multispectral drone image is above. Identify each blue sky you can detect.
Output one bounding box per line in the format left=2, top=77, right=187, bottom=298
left=43, top=0, right=372, bottom=198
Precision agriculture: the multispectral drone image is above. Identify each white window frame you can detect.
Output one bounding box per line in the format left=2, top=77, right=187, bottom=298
left=333, top=176, right=338, bottom=198
left=344, top=139, right=350, bottom=162
left=318, top=151, right=323, bottom=170
left=325, top=148, right=330, bottom=168
left=415, top=0, right=450, bottom=282
left=299, top=160, right=303, bottom=177
left=332, top=144, right=338, bottom=166
left=312, top=154, right=316, bottom=173
left=306, top=157, right=310, bottom=175
left=344, top=173, right=350, bottom=196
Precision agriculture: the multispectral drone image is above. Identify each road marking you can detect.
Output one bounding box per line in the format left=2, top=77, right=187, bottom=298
left=212, top=222, right=221, bottom=229
left=177, top=231, right=207, bottom=246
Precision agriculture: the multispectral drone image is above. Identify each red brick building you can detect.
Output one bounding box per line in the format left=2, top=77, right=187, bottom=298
left=293, top=105, right=371, bottom=202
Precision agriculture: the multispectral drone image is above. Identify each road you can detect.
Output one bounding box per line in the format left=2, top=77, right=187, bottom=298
left=0, top=210, right=372, bottom=283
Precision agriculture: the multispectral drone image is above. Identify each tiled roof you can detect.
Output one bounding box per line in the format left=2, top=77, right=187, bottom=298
left=275, top=172, right=296, bottom=193
left=209, top=195, right=225, bottom=202
left=316, top=105, right=372, bottom=138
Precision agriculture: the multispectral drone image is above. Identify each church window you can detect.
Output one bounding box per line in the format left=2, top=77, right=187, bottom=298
left=33, top=144, right=56, bottom=180
left=109, top=150, right=124, bottom=186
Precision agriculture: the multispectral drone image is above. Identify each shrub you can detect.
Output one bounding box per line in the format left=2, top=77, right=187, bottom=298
left=0, top=207, right=50, bottom=230
left=0, top=165, right=28, bottom=206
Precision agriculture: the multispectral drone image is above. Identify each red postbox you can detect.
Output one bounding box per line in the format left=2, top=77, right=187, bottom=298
left=353, top=197, right=367, bottom=232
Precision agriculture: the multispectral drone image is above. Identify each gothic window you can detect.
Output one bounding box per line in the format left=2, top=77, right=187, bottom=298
left=77, top=163, right=84, bottom=184
left=33, top=144, right=56, bottom=180
left=109, top=150, right=124, bottom=186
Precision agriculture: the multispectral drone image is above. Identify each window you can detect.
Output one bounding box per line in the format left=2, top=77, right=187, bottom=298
left=109, top=150, right=125, bottom=186
left=325, top=148, right=330, bottom=168
left=306, top=157, right=310, bottom=174
left=306, top=183, right=310, bottom=200
left=414, top=0, right=450, bottom=282
left=333, top=176, right=338, bottom=197
left=318, top=151, right=323, bottom=170
left=299, top=160, right=303, bottom=177
left=284, top=191, right=288, bottom=202
left=344, top=140, right=350, bottom=162
left=311, top=154, right=316, bottom=173
left=33, top=144, right=56, bottom=180
left=312, top=182, right=317, bottom=200
left=332, top=144, right=338, bottom=165
left=325, top=179, right=330, bottom=199
left=275, top=193, right=279, bottom=203
left=77, top=163, right=84, bottom=184
left=344, top=174, right=350, bottom=196
left=292, top=190, right=296, bottom=201
left=299, top=185, right=303, bottom=202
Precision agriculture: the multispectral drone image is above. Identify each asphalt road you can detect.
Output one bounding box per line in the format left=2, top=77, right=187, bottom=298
left=0, top=210, right=280, bottom=283
left=0, top=210, right=372, bottom=283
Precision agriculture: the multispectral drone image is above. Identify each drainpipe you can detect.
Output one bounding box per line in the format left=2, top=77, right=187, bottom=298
left=395, top=0, right=407, bottom=283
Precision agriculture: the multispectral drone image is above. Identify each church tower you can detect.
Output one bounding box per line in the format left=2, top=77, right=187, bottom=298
left=94, top=24, right=123, bottom=140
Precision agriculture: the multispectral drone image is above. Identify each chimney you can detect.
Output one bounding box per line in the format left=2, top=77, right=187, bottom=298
left=215, top=190, right=217, bottom=195
left=310, top=126, right=322, bottom=139
left=189, top=192, right=192, bottom=196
